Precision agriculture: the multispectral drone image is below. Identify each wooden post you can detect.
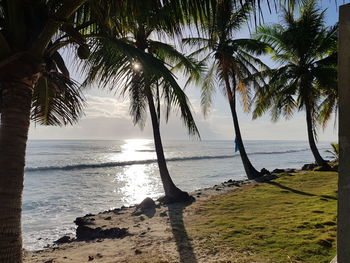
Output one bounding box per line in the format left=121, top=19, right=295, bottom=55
left=338, top=4, right=350, bottom=263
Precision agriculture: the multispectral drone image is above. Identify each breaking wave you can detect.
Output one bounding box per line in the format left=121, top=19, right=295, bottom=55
left=25, top=148, right=312, bottom=172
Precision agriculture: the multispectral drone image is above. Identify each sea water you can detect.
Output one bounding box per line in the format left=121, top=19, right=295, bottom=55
left=23, top=139, right=331, bottom=250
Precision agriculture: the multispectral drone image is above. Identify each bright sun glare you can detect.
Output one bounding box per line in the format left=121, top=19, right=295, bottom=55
left=112, top=139, right=159, bottom=204
left=132, top=62, right=141, bottom=70
left=122, top=139, right=151, bottom=153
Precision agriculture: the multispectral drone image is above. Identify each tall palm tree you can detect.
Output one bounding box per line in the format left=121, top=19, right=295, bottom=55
left=184, top=0, right=268, bottom=180
left=0, top=1, right=90, bottom=261
left=82, top=0, right=203, bottom=203
left=0, top=0, right=226, bottom=260
left=253, top=0, right=337, bottom=167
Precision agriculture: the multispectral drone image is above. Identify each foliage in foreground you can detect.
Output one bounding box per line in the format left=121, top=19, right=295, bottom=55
left=326, top=143, right=339, bottom=162
left=191, top=171, right=337, bottom=263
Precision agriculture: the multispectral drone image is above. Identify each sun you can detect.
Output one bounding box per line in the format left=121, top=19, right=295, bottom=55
left=132, top=62, right=141, bottom=70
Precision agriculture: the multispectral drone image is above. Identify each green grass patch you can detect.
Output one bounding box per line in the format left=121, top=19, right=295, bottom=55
left=190, top=171, right=337, bottom=263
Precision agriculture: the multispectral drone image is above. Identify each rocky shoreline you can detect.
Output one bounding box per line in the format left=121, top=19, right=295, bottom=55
left=24, top=164, right=334, bottom=263
left=41, top=168, right=298, bottom=248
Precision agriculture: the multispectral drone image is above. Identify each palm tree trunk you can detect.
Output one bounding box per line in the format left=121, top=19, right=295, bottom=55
left=223, top=75, right=261, bottom=180
left=145, top=86, right=191, bottom=203
left=0, top=81, right=33, bottom=263
left=305, top=103, right=328, bottom=167
left=338, top=5, right=350, bottom=262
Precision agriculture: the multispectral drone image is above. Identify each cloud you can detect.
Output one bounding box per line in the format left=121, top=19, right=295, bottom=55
left=28, top=91, right=337, bottom=142
left=83, top=94, right=130, bottom=119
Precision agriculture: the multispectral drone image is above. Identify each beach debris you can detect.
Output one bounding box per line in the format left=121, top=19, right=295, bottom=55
left=88, top=255, right=94, bottom=261
left=104, top=216, right=112, bottom=220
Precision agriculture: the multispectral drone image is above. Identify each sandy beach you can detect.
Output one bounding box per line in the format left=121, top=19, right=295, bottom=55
left=22, top=168, right=338, bottom=263
left=23, top=176, right=266, bottom=263
left=23, top=165, right=339, bottom=263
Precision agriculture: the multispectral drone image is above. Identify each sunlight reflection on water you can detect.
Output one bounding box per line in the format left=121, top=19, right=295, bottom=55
left=107, top=139, right=155, bottom=162
left=114, top=164, right=162, bottom=204
left=112, top=139, right=162, bottom=204
left=23, top=139, right=330, bottom=250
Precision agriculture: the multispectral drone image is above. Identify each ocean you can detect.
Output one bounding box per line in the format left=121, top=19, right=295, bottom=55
left=23, top=139, right=331, bottom=251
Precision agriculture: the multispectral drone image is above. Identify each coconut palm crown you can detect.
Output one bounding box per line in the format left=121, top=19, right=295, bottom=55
left=82, top=0, right=205, bottom=202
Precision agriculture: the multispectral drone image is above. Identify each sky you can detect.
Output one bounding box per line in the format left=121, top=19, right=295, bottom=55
left=28, top=0, right=342, bottom=142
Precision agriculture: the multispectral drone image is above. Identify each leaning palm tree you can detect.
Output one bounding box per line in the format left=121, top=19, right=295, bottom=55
left=0, top=0, right=233, bottom=260
left=253, top=0, right=337, bottom=167
left=82, top=0, right=203, bottom=203
left=0, top=1, right=91, bottom=261
left=184, top=0, right=268, bottom=180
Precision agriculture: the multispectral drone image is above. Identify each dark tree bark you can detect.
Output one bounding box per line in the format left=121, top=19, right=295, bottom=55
left=337, top=5, right=350, bottom=262
left=305, top=103, right=328, bottom=167
left=223, top=74, right=261, bottom=180
left=145, top=86, right=191, bottom=203
left=0, top=81, right=33, bottom=263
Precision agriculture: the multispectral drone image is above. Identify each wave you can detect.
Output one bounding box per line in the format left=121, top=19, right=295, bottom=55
left=25, top=148, right=313, bottom=172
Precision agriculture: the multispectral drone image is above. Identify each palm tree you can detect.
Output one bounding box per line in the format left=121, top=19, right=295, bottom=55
left=0, top=1, right=90, bottom=261
left=184, top=0, right=268, bottom=180
left=82, top=0, right=204, bottom=203
left=253, top=0, right=337, bottom=167
left=0, top=0, right=230, bottom=260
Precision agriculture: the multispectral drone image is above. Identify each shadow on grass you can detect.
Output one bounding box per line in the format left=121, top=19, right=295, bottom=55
left=167, top=201, right=197, bottom=263
left=266, top=181, right=337, bottom=200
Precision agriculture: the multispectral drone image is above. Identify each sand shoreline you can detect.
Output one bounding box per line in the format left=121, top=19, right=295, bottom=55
left=23, top=168, right=296, bottom=263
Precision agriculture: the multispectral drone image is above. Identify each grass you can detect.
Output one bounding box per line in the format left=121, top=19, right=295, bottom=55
left=190, top=171, right=337, bottom=263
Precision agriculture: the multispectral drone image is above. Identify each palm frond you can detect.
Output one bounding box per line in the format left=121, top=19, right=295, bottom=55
left=129, top=73, right=147, bottom=128
left=31, top=72, right=85, bottom=126
left=149, top=40, right=206, bottom=86
left=201, top=62, right=218, bottom=116
left=161, top=80, right=200, bottom=138
left=82, top=35, right=201, bottom=137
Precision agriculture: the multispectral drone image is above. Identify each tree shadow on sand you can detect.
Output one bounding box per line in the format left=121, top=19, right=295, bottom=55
left=167, top=200, right=198, bottom=263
